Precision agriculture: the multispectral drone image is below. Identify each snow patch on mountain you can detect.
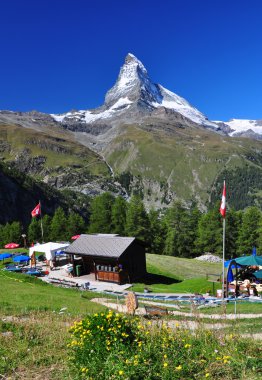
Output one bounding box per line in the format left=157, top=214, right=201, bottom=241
left=153, top=85, right=218, bottom=128
left=51, top=97, right=132, bottom=124
left=223, top=119, right=262, bottom=136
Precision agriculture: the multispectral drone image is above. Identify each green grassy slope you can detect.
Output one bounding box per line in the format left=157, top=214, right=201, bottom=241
left=0, top=271, right=105, bottom=316
left=0, top=123, right=109, bottom=178
left=146, top=253, right=221, bottom=280
left=105, top=123, right=262, bottom=208
left=131, top=254, right=222, bottom=293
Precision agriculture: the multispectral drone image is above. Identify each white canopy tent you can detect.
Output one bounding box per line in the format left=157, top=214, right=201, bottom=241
left=29, top=242, right=69, bottom=261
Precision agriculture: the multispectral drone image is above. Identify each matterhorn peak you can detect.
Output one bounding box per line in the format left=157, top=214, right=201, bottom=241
left=105, top=53, right=161, bottom=107
left=124, top=53, right=147, bottom=72
left=52, top=53, right=219, bottom=131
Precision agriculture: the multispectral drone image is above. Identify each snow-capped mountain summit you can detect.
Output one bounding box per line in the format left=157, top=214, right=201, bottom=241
left=224, top=119, right=262, bottom=138
left=50, top=53, right=262, bottom=140
left=51, top=53, right=218, bottom=130
left=105, top=53, right=163, bottom=107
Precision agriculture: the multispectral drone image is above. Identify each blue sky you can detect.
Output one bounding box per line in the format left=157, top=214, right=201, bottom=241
left=1, top=0, right=262, bottom=121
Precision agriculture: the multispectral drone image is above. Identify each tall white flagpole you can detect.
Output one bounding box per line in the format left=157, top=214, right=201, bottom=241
left=39, top=200, right=44, bottom=242
left=222, top=217, right=226, bottom=300
left=220, top=180, right=226, bottom=301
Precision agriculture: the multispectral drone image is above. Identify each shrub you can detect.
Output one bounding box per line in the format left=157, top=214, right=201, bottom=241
left=68, top=311, right=261, bottom=380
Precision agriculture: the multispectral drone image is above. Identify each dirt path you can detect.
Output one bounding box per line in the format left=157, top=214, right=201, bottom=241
left=91, top=297, right=262, bottom=319
left=90, top=298, right=262, bottom=340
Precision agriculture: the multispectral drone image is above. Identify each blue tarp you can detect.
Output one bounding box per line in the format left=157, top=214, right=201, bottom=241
left=13, top=255, right=30, bottom=263
left=227, top=268, right=234, bottom=282
left=254, top=270, right=262, bottom=279
left=0, top=253, right=13, bottom=260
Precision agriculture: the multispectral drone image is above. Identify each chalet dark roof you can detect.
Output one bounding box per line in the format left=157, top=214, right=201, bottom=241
left=65, top=234, right=136, bottom=258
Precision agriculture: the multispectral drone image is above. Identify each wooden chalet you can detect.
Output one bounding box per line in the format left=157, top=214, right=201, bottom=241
left=65, top=234, right=146, bottom=284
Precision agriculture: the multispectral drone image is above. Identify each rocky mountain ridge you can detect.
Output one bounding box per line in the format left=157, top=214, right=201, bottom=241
left=0, top=53, right=262, bottom=212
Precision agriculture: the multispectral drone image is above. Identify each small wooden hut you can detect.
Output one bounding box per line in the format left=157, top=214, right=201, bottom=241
left=65, top=234, right=146, bottom=284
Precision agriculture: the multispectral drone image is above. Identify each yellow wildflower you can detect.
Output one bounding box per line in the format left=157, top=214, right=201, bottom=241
left=175, top=365, right=182, bottom=371
left=184, top=344, right=191, bottom=349
left=119, top=370, right=124, bottom=375
left=163, top=362, right=168, bottom=367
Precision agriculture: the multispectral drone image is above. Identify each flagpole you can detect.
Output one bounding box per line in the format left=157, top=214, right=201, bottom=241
left=222, top=217, right=226, bottom=300
left=39, top=200, right=44, bottom=243
left=220, top=180, right=226, bottom=301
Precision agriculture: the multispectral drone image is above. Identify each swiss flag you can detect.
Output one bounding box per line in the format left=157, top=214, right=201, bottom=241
left=31, top=203, right=41, bottom=217
left=220, top=181, right=226, bottom=218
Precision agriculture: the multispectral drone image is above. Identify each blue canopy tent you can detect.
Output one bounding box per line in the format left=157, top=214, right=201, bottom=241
left=235, top=255, right=262, bottom=266
left=55, top=250, right=65, bottom=255
left=227, top=268, right=234, bottom=283
left=225, top=255, right=262, bottom=267
left=224, top=259, right=241, bottom=268
left=224, top=259, right=244, bottom=297
left=13, top=255, right=30, bottom=263
left=254, top=270, right=262, bottom=280
left=0, top=253, right=13, bottom=261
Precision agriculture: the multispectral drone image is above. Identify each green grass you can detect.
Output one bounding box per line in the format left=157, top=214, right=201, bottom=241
left=0, top=271, right=106, bottom=316
left=0, top=313, right=73, bottom=379
left=0, top=123, right=109, bottom=178
left=147, top=253, right=222, bottom=280
left=106, top=123, right=262, bottom=205
left=131, top=254, right=222, bottom=294
left=132, top=277, right=221, bottom=294
left=0, top=255, right=261, bottom=379
left=0, top=270, right=108, bottom=378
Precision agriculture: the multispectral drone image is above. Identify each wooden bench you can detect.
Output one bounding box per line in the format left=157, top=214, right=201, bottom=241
left=144, top=305, right=168, bottom=318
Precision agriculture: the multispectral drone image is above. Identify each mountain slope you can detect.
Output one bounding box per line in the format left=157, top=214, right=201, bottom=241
left=0, top=121, right=129, bottom=196
left=1, top=53, right=262, bottom=210
left=104, top=120, right=262, bottom=208
left=0, top=161, right=91, bottom=225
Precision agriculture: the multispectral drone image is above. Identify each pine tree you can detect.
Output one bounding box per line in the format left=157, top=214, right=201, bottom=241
left=0, top=225, right=5, bottom=247
left=42, top=214, right=52, bottom=242
left=67, top=212, right=86, bottom=239
left=187, top=206, right=202, bottom=257
left=27, top=218, right=42, bottom=244
left=3, top=221, right=22, bottom=245
left=257, top=217, right=262, bottom=255
left=225, top=209, right=242, bottom=258
left=237, top=206, right=261, bottom=255
left=195, top=203, right=223, bottom=256
left=50, top=207, right=68, bottom=241
left=111, top=196, right=127, bottom=236
left=148, top=209, right=165, bottom=254
left=125, top=195, right=150, bottom=244
left=163, top=201, right=195, bottom=257
left=88, top=192, right=115, bottom=234
left=163, top=226, right=176, bottom=256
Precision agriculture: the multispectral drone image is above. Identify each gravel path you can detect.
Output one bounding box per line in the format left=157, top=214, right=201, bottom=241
left=90, top=298, right=262, bottom=340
